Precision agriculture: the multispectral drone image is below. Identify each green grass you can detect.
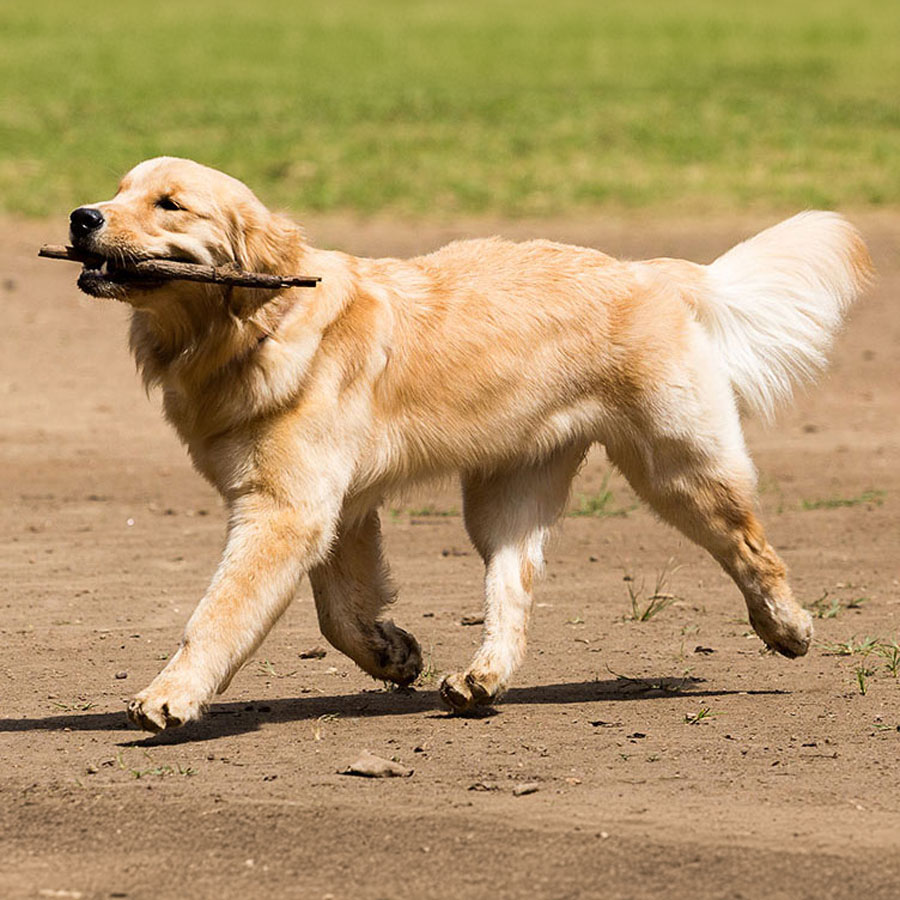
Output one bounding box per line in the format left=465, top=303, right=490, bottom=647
left=806, top=591, right=869, bottom=619
left=2, top=0, right=899, bottom=218
left=684, top=707, right=716, bottom=725
left=568, top=472, right=635, bottom=518
left=801, top=489, right=886, bottom=511
left=624, top=559, right=682, bottom=622
left=819, top=635, right=880, bottom=656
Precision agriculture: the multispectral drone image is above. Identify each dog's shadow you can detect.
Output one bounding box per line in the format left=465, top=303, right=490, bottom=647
left=0, top=676, right=786, bottom=746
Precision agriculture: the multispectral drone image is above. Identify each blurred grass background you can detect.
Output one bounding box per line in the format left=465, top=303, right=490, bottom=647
left=1, top=0, right=898, bottom=218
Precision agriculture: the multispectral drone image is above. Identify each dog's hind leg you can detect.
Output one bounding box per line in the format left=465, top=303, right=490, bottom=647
left=440, top=444, right=587, bottom=713
left=605, top=398, right=812, bottom=659
left=309, top=509, right=422, bottom=686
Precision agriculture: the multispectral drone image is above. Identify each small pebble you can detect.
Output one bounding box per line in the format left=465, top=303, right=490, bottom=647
left=512, top=782, right=540, bottom=797
left=468, top=781, right=500, bottom=792
left=342, top=749, right=413, bottom=778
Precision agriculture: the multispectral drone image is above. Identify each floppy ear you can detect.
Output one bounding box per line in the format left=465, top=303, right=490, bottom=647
left=226, top=209, right=250, bottom=272
left=225, top=205, right=306, bottom=320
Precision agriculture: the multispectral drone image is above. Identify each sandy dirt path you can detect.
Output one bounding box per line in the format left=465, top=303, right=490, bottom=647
left=1, top=212, right=898, bottom=899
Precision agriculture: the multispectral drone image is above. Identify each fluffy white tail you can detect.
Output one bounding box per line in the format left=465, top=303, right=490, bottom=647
left=700, top=212, right=873, bottom=419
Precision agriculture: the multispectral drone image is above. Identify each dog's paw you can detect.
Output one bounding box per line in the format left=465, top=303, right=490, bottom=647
left=750, top=601, right=813, bottom=659
left=371, top=620, right=423, bottom=686
left=439, top=670, right=500, bottom=714
left=127, top=677, right=207, bottom=732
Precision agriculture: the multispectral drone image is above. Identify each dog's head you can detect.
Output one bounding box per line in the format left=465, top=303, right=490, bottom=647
left=69, top=157, right=301, bottom=306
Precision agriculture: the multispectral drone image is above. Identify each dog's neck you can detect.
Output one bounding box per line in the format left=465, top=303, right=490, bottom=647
left=128, top=220, right=308, bottom=393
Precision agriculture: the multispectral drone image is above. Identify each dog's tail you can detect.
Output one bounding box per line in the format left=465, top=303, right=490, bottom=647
left=696, top=212, right=873, bottom=420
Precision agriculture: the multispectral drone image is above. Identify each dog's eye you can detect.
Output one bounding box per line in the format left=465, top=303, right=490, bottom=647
left=156, top=196, right=184, bottom=212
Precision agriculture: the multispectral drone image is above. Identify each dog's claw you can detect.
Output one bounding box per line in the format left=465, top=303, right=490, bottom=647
left=372, top=621, right=423, bottom=685
left=749, top=604, right=812, bottom=660
left=440, top=672, right=474, bottom=712
left=127, top=677, right=204, bottom=732
left=440, top=671, right=497, bottom=714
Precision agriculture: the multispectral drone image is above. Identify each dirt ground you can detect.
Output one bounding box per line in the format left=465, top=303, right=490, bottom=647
left=1, top=211, right=898, bottom=900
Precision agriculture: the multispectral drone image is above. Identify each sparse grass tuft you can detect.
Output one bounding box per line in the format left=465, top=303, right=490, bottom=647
left=806, top=592, right=869, bottom=619
left=127, top=751, right=195, bottom=779
left=875, top=640, right=900, bottom=677
left=257, top=658, right=278, bottom=677
left=606, top=665, right=703, bottom=694
left=406, top=506, right=459, bottom=517
left=132, top=763, right=196, bottom=779
left=684, top=707, right=715, bottom=725
left=624, top=559, right=682, bottom=622
left=569, top=472, right=636, bottom=518
left=819, top=635, right=900, bottom=693
left=51, top=699, right=96, bottom=712
left=312, top=712, right=340, bottom=742
left=819, top=636, right=879, bottom=657
left=414, top=656, right=439, bottom=687
left=855, top=664, right=876, bottom=696
left=806, top=591, right=842, bottom=619
left=256, top=658, right=297, bottom=679
left=801, top=490, right=886, bottom=511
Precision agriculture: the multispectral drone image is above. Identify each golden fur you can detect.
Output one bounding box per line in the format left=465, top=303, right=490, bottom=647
left=68, top=157, right=872, bottom=731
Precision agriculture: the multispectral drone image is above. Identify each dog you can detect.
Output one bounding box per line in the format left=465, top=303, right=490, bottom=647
left=67, top=157, right=872, bottom=731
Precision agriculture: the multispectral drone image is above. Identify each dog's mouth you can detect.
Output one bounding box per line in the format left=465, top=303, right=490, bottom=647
left=76, top=253, right=192, bottom=299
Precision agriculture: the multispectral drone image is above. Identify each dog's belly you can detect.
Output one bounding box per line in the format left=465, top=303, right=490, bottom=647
left=360, top=392, right=613, bottom=496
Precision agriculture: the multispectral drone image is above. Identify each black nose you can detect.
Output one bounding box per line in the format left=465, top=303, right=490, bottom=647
left=70, top=207, right=105, bottom=239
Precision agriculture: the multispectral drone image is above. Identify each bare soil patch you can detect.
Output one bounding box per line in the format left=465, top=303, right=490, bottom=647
left=1, top=213, right=898, bottom=899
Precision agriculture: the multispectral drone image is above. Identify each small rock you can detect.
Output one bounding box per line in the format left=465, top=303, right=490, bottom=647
left=85, top=764, right=99, bottom=775
left=299, top=646, right=327, bottom=659
left=694, top=646, right=715, bottom=655
left=512, top=782, right=540, bottom=797
left=468, top=781, right=500, bottom=792
left=460, top=614, right=484, bottom=626
left=114, top=671, right=128, bottom=680
left=342, top=750, right=413, bottom=778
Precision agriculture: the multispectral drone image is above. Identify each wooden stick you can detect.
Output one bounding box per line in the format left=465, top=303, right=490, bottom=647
left=38, top=244, right=321, bottom=289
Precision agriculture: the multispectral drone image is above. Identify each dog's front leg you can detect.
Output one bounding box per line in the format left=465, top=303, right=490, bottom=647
left=128, top=492, right=337, bottom=732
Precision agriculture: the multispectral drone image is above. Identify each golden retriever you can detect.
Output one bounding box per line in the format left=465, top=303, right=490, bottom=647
left=67, top=157, right=872, bottom=731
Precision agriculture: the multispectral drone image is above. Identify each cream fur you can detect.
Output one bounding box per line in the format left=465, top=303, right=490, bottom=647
left=68, top=157, right=873, bottom=730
